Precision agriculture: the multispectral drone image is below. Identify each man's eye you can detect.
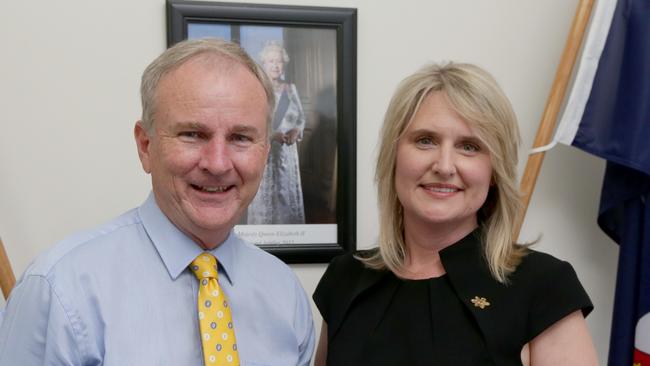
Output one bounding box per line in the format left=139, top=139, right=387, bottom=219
left=178, top=131, right=201, bottom=139
left=230, top=134, right=253, bottom=143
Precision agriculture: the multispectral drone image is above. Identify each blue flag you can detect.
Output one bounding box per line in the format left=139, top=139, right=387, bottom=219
left=554, top=0, right=650, bottom=364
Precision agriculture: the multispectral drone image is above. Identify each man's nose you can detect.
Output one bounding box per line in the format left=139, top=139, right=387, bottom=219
left=198, top=139, right=234, bottom=174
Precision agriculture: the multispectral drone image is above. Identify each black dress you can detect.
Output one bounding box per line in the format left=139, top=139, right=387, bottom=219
left=313, top=230, right=593, bottom=366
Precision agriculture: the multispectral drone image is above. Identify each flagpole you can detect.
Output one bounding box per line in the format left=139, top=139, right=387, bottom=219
left=0, top=237, right=16, bottom=300
left=514, top=0, right=595, bottom=240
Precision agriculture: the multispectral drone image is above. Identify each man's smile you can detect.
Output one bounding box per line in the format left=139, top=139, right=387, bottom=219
left=190, top=184, right=233, bottom=193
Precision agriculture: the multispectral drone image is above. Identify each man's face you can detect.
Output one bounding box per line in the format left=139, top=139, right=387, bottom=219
left=135, top=55, right=269, bottom=248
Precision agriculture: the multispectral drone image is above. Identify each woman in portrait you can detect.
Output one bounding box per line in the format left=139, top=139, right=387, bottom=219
left=313, top=62, right=598, bottom=365
left=248, top=40, right=306, bottom=224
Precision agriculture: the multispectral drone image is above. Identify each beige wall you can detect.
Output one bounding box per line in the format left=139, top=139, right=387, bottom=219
left=0, top=0, right=616, bottom=363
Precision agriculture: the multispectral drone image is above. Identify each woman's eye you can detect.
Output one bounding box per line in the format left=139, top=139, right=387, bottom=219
left=460, top=142, right=480, bottom=152
left=416, top=137, right=434, bottom=146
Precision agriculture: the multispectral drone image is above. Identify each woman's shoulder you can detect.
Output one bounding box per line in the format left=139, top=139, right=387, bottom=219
left=511, top=248, right=593, bottom=341
left=319, top=249, right=392, bottom=296
left=513, top=247, right=577, bottom=281
left=325, top=248, right=380, bottom=278
left=510, top=247, right=592, bottom=313
left=313, top=248, right=387, bottom=323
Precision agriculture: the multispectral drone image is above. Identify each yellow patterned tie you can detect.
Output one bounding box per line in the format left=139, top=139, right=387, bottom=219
left=190, top=253, right=240, bottom=365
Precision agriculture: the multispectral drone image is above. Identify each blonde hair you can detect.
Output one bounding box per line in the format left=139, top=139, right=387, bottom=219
left=363, top=62, right=526, bottom=283
left=140, top=38, right=275, bottom=132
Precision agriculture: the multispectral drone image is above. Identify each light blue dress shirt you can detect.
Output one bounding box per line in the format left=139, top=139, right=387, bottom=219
left=0, top=193, right=314, bottom=365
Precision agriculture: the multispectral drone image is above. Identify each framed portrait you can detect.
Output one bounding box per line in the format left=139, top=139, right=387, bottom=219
left=167, top=0, right=357, bottom=263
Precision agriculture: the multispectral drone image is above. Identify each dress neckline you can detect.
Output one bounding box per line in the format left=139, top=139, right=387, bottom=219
left=395, top=273, right=448, bottom=283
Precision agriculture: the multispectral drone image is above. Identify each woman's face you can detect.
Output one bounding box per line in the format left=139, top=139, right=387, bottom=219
left=395, top=91, right=493, bottom=232
left=262, top=49, right=284, bottom=81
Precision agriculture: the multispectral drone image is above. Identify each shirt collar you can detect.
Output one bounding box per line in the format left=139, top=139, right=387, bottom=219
left=138, top=192, right=238, bottom=285
left=209, top=230, right=238, bottom=285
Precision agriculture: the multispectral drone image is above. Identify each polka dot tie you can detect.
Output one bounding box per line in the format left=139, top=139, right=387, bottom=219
left=190, top=253, right=240, bottom=365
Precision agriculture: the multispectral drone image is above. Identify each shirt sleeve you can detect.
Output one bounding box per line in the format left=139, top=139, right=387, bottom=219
left=293, top=276, right=315, bottom=366
left=0, top=274, right=83, bottom=365
left=526, top=259, right=593, bottom=342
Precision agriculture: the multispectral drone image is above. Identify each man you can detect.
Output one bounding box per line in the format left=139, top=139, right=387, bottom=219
left=0, top=39, right=315, bottom=365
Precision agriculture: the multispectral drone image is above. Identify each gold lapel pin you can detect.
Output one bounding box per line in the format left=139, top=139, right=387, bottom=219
left=471, top=296, right=490, bottom=309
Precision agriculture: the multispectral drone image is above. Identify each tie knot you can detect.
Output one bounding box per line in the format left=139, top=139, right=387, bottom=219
left=190, top=253, right=218, bottom=280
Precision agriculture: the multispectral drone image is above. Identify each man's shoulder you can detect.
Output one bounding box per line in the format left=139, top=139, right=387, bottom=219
left=231, top=236, right=309, bottom=306
left=234, top=236, right=294, bottom=275
left=26, top=208, right=143, bottom=278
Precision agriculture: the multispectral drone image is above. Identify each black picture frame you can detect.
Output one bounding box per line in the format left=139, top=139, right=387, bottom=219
left=167, top=0, right=357, bottom=263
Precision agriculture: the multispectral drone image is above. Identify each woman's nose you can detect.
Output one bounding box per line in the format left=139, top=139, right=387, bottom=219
left=432, top=146, right=456, bottom=177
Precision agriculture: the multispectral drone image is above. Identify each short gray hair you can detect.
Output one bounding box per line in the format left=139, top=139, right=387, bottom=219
left=258, top=40, right=289, bottom=64
left=140, top=38, right=275, bottom=132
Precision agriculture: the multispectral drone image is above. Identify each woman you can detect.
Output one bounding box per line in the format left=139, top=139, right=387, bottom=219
left=313, top=62, right=598, bottom=365
left=247, top=41, right=306, bottom=224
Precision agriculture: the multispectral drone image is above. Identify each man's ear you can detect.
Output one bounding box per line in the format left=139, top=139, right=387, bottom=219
left=134, top=121, right=152, bottom=173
